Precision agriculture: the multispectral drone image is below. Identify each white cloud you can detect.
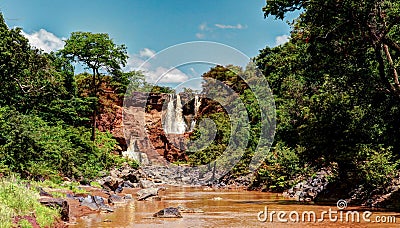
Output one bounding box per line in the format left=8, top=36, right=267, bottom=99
left=199, top=23, right=208, bottom=31
left=274, top=35, right=290, bottom=46
left=148, top=67, right=189, bottom=83
left=21, top=29, right=65, bottom=53
left=214, top=23, right=247, bottom=30
left=124, top=48, right=190, bottom=84
left=139, top=48, right=156, bottom=58
left=196, top=33, right=205, bottom=39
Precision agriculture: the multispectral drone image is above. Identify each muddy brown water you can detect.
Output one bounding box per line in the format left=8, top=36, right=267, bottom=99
left=74, top=186, right=400, bottom=227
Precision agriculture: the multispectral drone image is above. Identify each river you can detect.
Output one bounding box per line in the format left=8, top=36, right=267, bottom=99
left=75, top=186, right=399, bottom=227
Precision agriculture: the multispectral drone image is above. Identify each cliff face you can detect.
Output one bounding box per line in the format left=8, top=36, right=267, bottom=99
left=110, top=92, right=200, bottom=164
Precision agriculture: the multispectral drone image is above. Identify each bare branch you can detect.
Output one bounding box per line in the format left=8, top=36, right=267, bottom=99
left=383, top=44, right=400, bottom=87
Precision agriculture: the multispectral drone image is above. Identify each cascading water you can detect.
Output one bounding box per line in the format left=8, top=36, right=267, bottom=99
left=122, top=137, right=149, bottom=164
left=194, top=95, right=201, bottom=115
left=165, top=94, right=175, bottom=134
left=163, top=94, right=186, bottom=134
left=175, top=94, right=186, bottom=134
left=190, top=95, right=201, bottom=131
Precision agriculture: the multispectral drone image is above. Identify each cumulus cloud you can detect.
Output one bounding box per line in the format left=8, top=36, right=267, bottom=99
left=147, top=67, right=189, bottom=83
left=139, top=48, right=156, bottom=58
left=124, top=48, right=190, bottom=84
left=214, top=23, right=247, bottom=29
left=196, top=33, right=205, bottom=39
left=274, top=35, right=290, bottom=46
left=21, top=29, right=65, bottom=53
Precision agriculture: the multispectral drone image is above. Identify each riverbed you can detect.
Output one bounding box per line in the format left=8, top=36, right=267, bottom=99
left=75, top=186, right=399, bottom=227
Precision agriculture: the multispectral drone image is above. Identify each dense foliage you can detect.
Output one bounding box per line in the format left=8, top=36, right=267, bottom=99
left=0, top=13, right=139, bottom=181
left=254, top=0, right=400, bottom=191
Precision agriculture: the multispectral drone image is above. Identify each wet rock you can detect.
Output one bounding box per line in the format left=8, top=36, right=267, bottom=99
left=81, top=196, right=99, bottom=211
left=153, top=207, right=182, bottom=218
left=137, top=187, right=165, bottom=201
left=81, top=196, right=98, bottom=211
left=181, top=176, right=191, bottom=183
left=108, top=194, right=125, bottom=204
left=119, top=167, right=140, bottom=183
left=80, top=195, right=113, bottom=212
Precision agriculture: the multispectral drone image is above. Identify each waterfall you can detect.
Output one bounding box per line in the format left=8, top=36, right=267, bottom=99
left=163, top=94, right=186, bottom=134
left=122, top=137, right=149, bottom=165
left=190, top=95, right=201, bottom=131
left=165, top=94, right=175, bottom=134
left=194, top=95, right=201, bottom=116
left=175, top=94, right=186, bottom=134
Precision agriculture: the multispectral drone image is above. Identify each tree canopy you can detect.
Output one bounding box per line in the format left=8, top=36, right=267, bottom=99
left=61, top=32, right=128, bottom=140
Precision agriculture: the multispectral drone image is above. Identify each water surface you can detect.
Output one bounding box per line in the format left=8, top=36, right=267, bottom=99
left=75, top=186, right=399, bottom=227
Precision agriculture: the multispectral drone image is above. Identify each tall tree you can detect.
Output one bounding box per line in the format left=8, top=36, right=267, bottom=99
left=0, top=13, right=57, bottom=110
left=61, top=32, right=128, bottom=140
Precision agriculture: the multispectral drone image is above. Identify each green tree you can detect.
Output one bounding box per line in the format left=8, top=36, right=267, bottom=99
left=0, top=13, right=56, bottom=110
left=257, top=0, right=400, bottom=189
left=61, top=32, right=128, bottom=140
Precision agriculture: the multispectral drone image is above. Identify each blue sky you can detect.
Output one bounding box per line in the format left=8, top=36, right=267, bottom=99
left=0, top=0, right=298, bottom=89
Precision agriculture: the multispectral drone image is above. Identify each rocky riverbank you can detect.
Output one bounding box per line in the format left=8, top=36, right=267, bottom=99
left=279, top=167, right=400, bottom=211
left=36, top=164, right=400, bottom=226
left=37, top=164, right=247, bottom=226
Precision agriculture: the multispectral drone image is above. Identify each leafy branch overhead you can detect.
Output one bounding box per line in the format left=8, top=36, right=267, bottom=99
left=263, top=0, right=400, bottom=96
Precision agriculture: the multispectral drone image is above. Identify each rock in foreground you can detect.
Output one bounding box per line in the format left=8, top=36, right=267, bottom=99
left=153, top=207, right=182, bottom=218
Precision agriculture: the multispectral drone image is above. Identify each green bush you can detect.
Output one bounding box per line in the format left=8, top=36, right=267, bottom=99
left=0, top=106, right=124, bottom=180
left=255, top=142, right=305, bottom=191
left=356, top=145, right=399, bottom=189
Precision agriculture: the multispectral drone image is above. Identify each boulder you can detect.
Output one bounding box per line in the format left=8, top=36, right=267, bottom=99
left=38, top=198, right=69, bottom=221
left=137, top=187, right=165, bottom=201
left=80, top=196, right=98, bottom=211
left=99, top=176, right=124, bottom=191
left=80, top=195, right=113, bottom=212
left=108, top=194, right=125, bottom=204
left=153, top=207, right=182, bottom=218
left=140, top=179, right=156, bottom=189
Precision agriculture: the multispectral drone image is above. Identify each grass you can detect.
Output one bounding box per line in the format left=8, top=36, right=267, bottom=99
left=0, top=176, right=59, bottom=228
left=90, top=181, right=103, bottom=189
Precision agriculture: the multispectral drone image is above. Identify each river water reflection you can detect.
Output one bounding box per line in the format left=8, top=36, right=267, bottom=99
left=75, top=186, right=399, bottom=227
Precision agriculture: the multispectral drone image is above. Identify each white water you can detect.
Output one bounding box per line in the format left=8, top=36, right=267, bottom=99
left=190, top=95, right=201, bottom=131
left=163, top=94, right=187, bottom=134
left=194, top=95, right=201, bottom=116
left=122, top=137, right=149, bottom=165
